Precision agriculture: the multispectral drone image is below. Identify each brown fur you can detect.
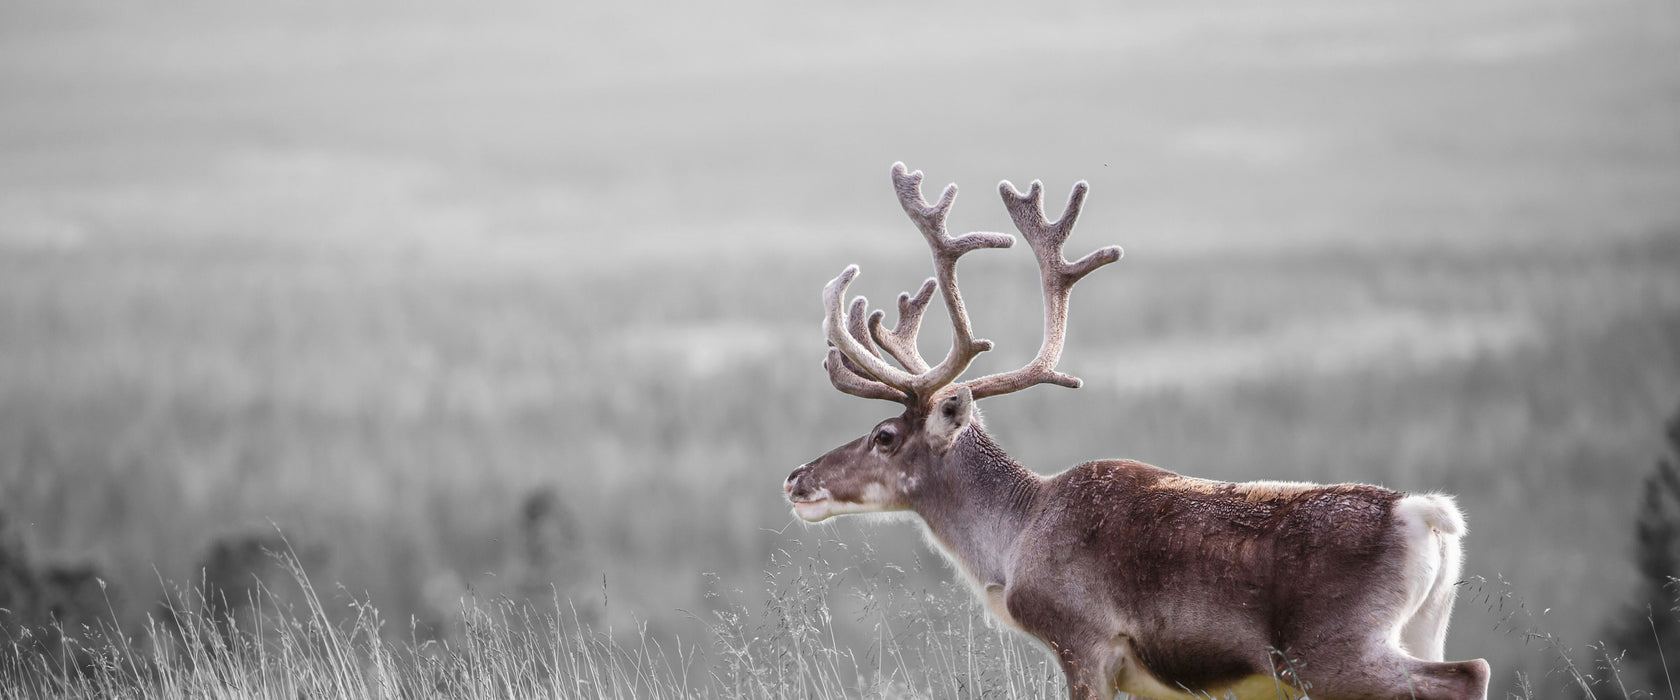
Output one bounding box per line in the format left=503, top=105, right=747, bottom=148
left=789, top=423, right=1487, bottom=700
left=1015, top=458, right=1410, bottom=693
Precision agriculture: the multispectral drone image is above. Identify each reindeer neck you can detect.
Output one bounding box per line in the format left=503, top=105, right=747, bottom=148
left=911, top=424, right=1042, bottom=587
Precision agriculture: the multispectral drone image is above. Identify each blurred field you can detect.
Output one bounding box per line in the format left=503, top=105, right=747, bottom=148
left=2, top=0, right=1679, bottom=696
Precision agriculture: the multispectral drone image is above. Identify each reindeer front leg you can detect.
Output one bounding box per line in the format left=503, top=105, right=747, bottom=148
left=1053, top=645, right=1119, bottom=700
left=1014, top=586, right=1122, bottom=700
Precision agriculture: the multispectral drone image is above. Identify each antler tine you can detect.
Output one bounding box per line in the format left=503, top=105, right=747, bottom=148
left=845, top=296, right=881, bottom=357
left=824, top=265, right=919, bottom=397
left=824, top=348, right=909, bottom=402
left=891, top=162, right=956, bottom=240
left=867, top=278, right=936, bottom=374
left=889, top=163, right=1015, bottom=400
left=962, top=179, right=1123, bottom=401
left=832, top=295, right=890, bottom=381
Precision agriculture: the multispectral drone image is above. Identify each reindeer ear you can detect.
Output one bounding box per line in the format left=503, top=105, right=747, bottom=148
left=927, top=386, right=975, bottom=450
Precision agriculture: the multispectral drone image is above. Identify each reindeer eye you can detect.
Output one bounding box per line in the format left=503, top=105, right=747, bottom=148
left=873, top=428, right=895, bottom=447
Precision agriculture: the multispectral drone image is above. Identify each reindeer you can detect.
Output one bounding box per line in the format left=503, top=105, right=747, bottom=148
left=784, top=163, right=1489, bottom=700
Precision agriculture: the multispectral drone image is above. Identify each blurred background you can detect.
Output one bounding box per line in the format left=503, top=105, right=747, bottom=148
left=1, top=0, right=1677, bottom=695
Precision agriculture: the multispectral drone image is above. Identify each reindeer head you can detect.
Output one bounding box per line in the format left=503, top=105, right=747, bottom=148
left=785, top=163, right=1122, bottom=522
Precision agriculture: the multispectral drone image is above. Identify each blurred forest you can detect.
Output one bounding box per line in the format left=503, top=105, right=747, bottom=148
left=2, top=0, right=1678, bottom=696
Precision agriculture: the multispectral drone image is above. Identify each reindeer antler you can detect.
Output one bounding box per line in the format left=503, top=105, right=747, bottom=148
left=823, top=294, right=910, bottom=403
left=822, top=163, right=1119, bottom=408
left=867, top=278, right=936, bottom=374
left=960, top=179, right=1122, bottom=399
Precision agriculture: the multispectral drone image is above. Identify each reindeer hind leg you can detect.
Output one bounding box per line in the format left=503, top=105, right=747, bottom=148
left=1302, top=645, right=1487, bottom=700
left=1403, top=658, right=1490, bottom=700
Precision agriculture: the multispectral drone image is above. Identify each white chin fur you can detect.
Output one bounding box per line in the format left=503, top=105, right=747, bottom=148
left=794, top=498, right=899, bottom=522
left=791, top=486, right=836, bottom=522
left=793, top=499, right=834, bottom=522
left=792, top=484, right=901, bottom=522
left=791, top=490, right=898, bottom=522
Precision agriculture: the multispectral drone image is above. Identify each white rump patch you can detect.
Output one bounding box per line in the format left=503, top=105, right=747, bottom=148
left=1399, top=492, right=1466, bottom=536
left=1389, top=494, right=1468, bottom=658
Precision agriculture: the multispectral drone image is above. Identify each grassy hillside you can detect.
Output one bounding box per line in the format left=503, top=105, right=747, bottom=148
left=2, top=0, right=1678, bottom=696
left=3, top=230, right=1677, bottom=696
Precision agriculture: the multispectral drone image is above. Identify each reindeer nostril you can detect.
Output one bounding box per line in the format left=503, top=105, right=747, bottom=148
left=786, top=466, right=811, bottom=499
left=785, top=465, right=821, bottom=501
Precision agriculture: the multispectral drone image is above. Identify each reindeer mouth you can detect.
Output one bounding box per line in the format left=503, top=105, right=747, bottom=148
left=789, top=488, right=834, bottom=522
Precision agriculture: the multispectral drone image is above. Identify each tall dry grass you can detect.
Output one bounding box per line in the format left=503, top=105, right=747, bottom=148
left=8, top=533, right=1680, bottom=699
left=2, top=534, right=1069, bottom=699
